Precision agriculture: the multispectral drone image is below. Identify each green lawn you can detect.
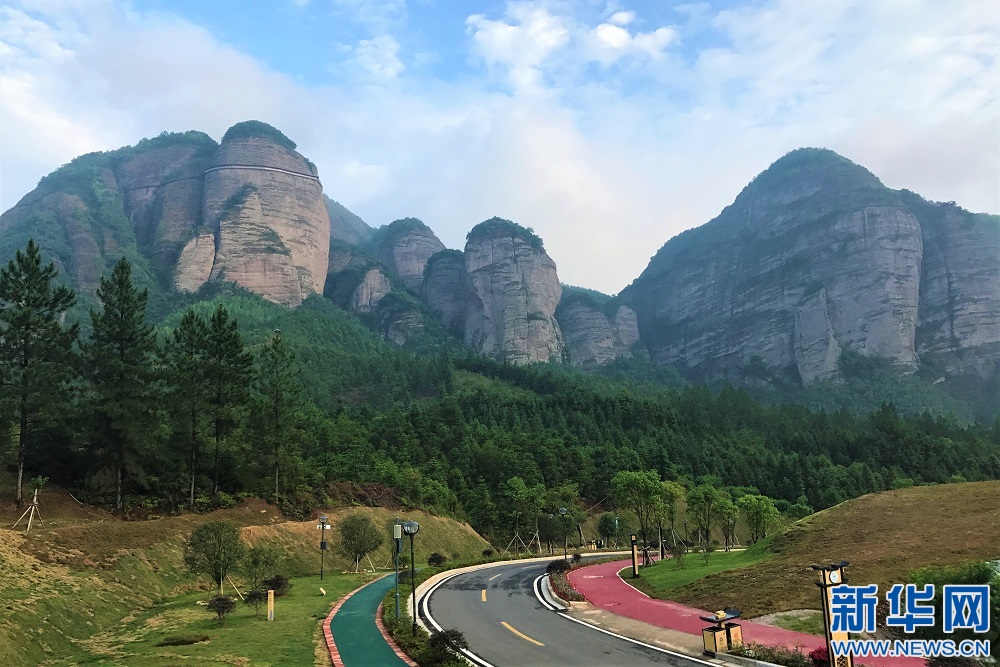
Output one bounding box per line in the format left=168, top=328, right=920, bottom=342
left=57, top=574, right=369, bottom=666
left=629, top=546, right=773, bottom=600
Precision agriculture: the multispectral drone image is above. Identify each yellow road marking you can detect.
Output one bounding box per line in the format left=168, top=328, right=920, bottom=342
left=501, top=621, right=544, bottom=646
left=488, top=573, right=502, bottom=581
left=481, top=589, right=487, bottom=602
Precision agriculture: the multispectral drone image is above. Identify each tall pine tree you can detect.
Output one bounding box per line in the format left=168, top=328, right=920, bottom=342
left=254, top=332, right=302, bottom=504
left=84, top=258, right=159, bottom=511
left=0, top=240, right=78, bottom=508
left=163, top=310, right=209, bottom=509
left=205, top=305, right=253, bottom=496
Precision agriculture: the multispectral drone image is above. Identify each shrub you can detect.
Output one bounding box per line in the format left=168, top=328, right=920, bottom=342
left=571, top=552, right=582, bottom=564
left=428, top=629, right=469, bottom=662
left=207, top=595, right=236, bottom=625
left=732, top=643, right=812, bottom=667
left=809, top=645, right=829, bottom=665
left=427, top=552, right=447, bottom=567
left=262, top=573, right=291, bottom=597
left=481, top=549, right=494, bottom=558
left=546, top=559, right=571, bottom=574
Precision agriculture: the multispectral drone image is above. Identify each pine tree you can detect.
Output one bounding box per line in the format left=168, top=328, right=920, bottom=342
left=254, top=332, right=302, bottom=504
left=163, top=310, right=209, bottom=509
left=84, top=258, right=159, bottom=511
left=0, top=240, right=78, bottom=508
left=205, top=305, right=253, bottom=496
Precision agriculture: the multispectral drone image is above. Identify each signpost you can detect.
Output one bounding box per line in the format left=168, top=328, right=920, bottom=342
left=813, top=561, right=854, bottom=667
left=317, top=514, right=329, bottom=580
left=630, top=533, right=639, bottom=578
left=267, top=589, right=275, bottom=621
left=393, top=518, right=402, bottom=619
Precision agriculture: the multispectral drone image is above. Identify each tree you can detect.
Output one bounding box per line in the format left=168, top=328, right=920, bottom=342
left=597, top=512, right=621, bottom=547
left=184, top=521, right=246, bottom=594
left=0, top=240, right=78, bottom=508
left=611, top=470, right=661, bottom=545
left=686, top=484, right=723, bottom=547
left=737, top=494, right=780, bottom=543
left=207, top=595, right=236, bottom=625
left=657, top=480, right=686, bottom=554
left=163, top=310, right=209, bottom=509
left=205, top=305, right=253, bottom=495
left=717, top=496, right=739, bottom=551
left=336, top=514, right=383, bottom=572
left=84, top=258, right=159, bottom=511
left=254, top=332, right=302, bottom=504
left=242, top=543, right=280, bottom=617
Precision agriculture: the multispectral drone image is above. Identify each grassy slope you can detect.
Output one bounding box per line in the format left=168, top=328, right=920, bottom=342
left=0, top=489, right=490, bottom=666
left=638, top=481, right=1000, bottom=617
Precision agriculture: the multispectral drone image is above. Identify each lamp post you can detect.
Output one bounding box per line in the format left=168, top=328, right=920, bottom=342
left=393, top=518, right=402, bottom=619
left=402, top=520, right=420, bottom=635
left=317, top=514, right=328, bottom=580
left=558, top=507, right=568, bottom=560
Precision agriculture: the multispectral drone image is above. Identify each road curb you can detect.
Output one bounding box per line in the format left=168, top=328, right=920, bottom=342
left=375, top=601, right=420, bottom=667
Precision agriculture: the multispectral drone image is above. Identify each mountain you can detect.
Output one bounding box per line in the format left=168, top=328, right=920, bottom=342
left=4, top=127, right=997, bottom=391
left=1, top=121, right=331, bottom=308
left=621, top=148, right=1000, bottom=385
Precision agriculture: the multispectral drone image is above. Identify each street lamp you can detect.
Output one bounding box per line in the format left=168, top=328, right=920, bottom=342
left=402, top=520, right=420, bottom=635
left=393, top=518, right=402, bottom=619
left=558, top=507, right=568, bottom=560
left=317, top=514, right=329, bottom=580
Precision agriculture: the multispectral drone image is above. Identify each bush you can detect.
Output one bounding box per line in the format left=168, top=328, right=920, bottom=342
left=732, top=643, right=812, bottom=667
left=571, top=552, right=582, bottom=564
left=546, top=559, right=571, bottom=574
left=428, top=552, right=447, bottom=567
left=481, top=549, right=494, bottom=558
left=809, top=645, right=829, bottom=665
left=262, top=574, right=291, bottom=597
left=428, top=629, right=469, bottom=662
left=207, top=595, right=236, bottom=625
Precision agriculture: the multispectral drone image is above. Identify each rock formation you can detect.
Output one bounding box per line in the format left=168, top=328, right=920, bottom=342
left=463, top=218, right=565, bottom=364
left=0, top=122, right=331, bottom=308
left=373, top=218, right=446, bottom=292
left=622, top=148, right=999, bottom=382
left=348, top=267, right=393, bottom=313
left=421, top=249, right=467, bottom=334
left=555, top=289, right=637, bottom=367
left=326, top=196, right=374, bottom=247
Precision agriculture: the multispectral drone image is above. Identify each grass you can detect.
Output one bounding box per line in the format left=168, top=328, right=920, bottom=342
left=768, top=611, right=825, bottom=636
left=0, top=486, right=491, bottom=667
left=630, top=543, right=773, bottom=599
left=655, top=481, right=1000, bottom=617
left=64, top=573, right=364, bottom=666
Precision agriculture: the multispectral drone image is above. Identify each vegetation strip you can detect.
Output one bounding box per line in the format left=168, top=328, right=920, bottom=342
left=374, top=601, right=420, bottom=667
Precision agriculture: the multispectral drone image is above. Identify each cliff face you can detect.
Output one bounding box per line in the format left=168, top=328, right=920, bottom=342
left=421, top=249, right=466, bottom=334
left=194, top=129, right=330, bottom=305
left=374, top=218, right=446, bottom=292
left=463, top=218, right=565, bottom=364
left=1, top=123, right=331, bottom=308
left=914, top=198, right=1000, bottom=375
left=623, top=148, right=999, bottom=382
left=555, top=289, right=638, bottom=367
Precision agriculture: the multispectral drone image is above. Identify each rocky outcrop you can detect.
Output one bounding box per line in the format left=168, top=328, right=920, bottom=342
left=464, top=218, right=564, bottom=364
left=555, top=289, right=636, bottom=367
left=348, top=268, right=393, bottom=313
left=913, top=197, right=1000, bottom=376
left=1, top=123, right=331, bottom=308
left=199, top=124, right=330, bottom=304
left=374, top=218, right=446, bottom=292
left=622, top=149, right=938, bottom=383
left=421, top=249, right=466, bottom=333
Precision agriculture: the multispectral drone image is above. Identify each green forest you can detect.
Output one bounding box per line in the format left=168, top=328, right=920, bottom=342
left=2, top=240, right=999, bottom=546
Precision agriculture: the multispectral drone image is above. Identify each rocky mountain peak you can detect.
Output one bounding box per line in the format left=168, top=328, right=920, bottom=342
left=373, top=218, right=446, bottom=292
left=464, top=217, right=564, bottom=364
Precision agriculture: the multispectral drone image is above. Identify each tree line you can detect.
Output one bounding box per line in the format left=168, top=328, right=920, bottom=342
left=3, top=239, right=998, bottom=547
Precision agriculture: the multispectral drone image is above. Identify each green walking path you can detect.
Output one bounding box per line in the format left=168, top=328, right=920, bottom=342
left=329, top=574, right=409, bottom=666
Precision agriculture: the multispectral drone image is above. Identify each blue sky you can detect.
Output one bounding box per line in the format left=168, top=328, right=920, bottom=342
left=1, top=1, right=997, bottom=293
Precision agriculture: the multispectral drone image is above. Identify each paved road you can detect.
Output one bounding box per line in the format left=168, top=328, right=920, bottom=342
left=423, top=559, right=708, bottom=667
left=329, top=575, right=409, bottom=666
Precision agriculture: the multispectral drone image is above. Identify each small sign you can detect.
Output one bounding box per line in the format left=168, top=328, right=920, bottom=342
left=267, top=589, right=275, bottom=621
left=320, top=540, right=327, bottom=551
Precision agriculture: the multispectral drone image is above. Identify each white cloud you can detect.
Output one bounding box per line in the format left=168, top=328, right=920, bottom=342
left=349, top=34, right=404, bottom=79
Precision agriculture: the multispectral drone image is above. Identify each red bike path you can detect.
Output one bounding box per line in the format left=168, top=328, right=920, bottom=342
left=568, top=560, right=924, bottom=667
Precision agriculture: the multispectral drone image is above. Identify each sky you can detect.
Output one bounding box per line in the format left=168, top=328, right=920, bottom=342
left=1, top=0, right=997, bottom=294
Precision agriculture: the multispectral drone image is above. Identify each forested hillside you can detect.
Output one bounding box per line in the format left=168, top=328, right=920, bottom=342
left=3, top=241, right=997, bottom=547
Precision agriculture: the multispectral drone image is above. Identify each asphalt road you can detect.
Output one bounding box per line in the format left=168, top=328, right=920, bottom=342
left=422, top=559, right=708, bottom=667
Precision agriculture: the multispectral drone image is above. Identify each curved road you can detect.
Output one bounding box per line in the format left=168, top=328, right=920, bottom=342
left=422, top=559, right=708, bottom=667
